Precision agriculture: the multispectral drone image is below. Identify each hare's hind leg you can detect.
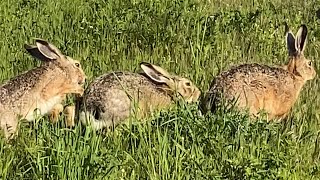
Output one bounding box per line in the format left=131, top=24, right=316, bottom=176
left=64, top=105, right=75, bottom=127
left=49, top=103, right=64, bottom=123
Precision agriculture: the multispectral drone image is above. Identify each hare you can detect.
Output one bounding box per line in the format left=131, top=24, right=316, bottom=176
left=200, top=24, right=316, bottom=120
left=64, top=62, right=200, bottom=130
left=0, top=39, right=86, bottom=139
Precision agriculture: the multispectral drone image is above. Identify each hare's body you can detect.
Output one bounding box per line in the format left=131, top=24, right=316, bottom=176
left=80, top=72, right=172, bottom=129
left=0, top=39, right=86, bottom=139
left=201, top=24, right=316, bottom=120
left=1, top=64, right=66, bottom=121
left=77, top=63, right=200, bottom=130
left=202, top=63, right=305, bottom=119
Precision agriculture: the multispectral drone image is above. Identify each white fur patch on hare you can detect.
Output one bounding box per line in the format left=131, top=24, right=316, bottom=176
left=23, top=95, right=64, bottom=121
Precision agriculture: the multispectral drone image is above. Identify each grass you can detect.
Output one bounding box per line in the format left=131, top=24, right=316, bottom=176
left=0, top=0, right=320, bottom=179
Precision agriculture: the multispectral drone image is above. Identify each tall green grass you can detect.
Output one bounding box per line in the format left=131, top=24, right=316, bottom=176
left=0, top=0, right=320, bottom=179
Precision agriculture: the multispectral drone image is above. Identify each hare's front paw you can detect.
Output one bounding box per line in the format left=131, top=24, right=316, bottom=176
left=49, top=103, right=64, bottom=123
left=64, top=105, right=76, bottom=127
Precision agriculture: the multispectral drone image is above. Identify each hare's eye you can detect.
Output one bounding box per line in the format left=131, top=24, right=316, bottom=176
left=308, top=61, right=312, bottom=66
left=75, top=63, right=80, bottom=68
left=185, top=82, right=191, bottom=86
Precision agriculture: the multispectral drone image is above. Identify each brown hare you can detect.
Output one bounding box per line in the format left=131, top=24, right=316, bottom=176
left=200, top=24, right=316, bottom=120
left=64, top=62, right=201, bottom=129
left=0, top=39, right=86, bottom=140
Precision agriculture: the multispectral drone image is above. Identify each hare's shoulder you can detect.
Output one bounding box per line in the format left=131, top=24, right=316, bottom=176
left=0, top=65, right=51, bottom=104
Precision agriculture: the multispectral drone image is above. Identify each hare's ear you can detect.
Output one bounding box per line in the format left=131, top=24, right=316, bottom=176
left=295, top=24, right=308, bottom=54
left=140, top=62, right=172, bottom=84
left=35, top=39, right=63, bottom=60
left=24, top=44, right=52, bottom=62
left=285, top=24, right=298, bottom=56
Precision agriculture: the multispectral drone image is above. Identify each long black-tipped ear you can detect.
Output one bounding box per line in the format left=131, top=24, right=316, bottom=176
left=285, top=23, right=298, bottom=56
left=140, top=62, right=171, bottom=84
left=295, top=24, right=308, bottom=53
left=24, top=44, right=52, bottom=62
left=35, top=39, right=61, bottom=60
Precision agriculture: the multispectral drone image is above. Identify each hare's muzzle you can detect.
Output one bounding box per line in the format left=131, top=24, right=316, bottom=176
left=78, top=78, right=86, bottom=85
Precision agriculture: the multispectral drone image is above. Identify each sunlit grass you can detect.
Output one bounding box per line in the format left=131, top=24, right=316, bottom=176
left=0, top=0, right=320, bottom=179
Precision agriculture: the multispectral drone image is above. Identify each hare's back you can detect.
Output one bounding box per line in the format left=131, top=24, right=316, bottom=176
left=83, top=71, right=165, bottom=107
left=84, top=72, right=160, bottom=95
left=211, top=63, right=293, bottom=91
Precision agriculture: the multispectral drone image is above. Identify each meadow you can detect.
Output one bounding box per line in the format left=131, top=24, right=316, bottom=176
left=0, top=0, right=320, bottom=179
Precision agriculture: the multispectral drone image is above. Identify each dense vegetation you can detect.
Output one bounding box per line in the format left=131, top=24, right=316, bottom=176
left=0, top=0, right=320, bottom=179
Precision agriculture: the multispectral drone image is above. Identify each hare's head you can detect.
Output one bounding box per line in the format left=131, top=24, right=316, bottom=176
left=140, top=62, right=200, bottom=103
left=25, top=39, right=86, bottom=95
left=286, top=24, right=316, bottom=81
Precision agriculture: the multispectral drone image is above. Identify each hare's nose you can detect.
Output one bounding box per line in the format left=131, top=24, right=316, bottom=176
left=78, top=77, right=86, bottom=85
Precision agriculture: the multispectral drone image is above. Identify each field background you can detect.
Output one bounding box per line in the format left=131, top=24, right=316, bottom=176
left=0, top=0, right=320, bottom=179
